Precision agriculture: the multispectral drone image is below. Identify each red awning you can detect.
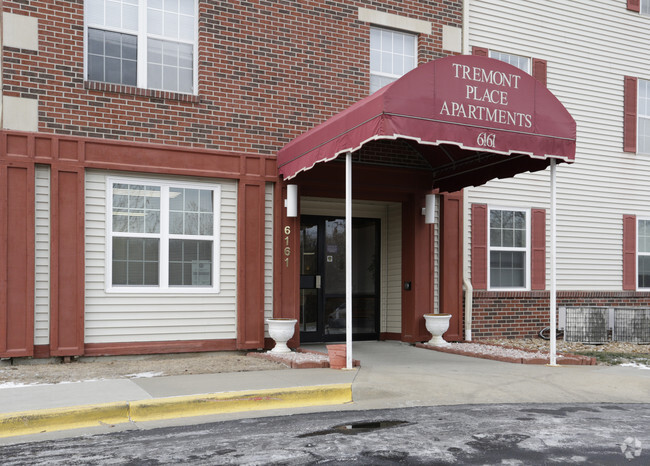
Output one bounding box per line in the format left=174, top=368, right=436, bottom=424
left=277, top=55, right=576, bottom=192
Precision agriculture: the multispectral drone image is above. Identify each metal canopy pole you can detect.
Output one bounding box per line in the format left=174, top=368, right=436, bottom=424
left=345, top=151, right=353, bottom=369
left=549, top=158, right=558, bottom=366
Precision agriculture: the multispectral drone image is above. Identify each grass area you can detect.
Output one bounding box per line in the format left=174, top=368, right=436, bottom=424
left=574, top=351, right=650, bottom=366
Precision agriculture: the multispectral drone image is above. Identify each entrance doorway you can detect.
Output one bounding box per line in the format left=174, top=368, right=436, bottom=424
left=299, top=215, right=380, bottom=342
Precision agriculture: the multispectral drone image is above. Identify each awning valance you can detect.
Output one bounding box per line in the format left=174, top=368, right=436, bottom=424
left=277, top=55, right=576, bottom=192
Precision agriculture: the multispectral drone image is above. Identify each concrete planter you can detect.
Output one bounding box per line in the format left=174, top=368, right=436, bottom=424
left=266, top=318, right=297, bottom=353
left=423, top=313, right=452, bottom=346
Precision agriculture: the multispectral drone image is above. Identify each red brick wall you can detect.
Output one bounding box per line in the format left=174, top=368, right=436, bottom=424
left=2, top=1, right=462, bottom=155
left=471, top=291, right=650, bottom=339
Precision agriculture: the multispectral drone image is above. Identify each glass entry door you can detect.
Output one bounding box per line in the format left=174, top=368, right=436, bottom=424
left=300, top=215, right=380, bottom=342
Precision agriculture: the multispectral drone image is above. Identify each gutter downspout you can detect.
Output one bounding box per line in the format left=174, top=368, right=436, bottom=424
left=462, top=0, right=473, bottom=341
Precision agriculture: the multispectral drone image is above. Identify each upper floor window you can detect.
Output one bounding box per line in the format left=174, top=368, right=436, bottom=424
left=489, top=51, right=530, bottom=74
left=107, top=178, right=221, bottom=293
left=370, top=27, right=416, bottom=94
left=638, top=79, right=650, bottom=154
left=489, top=208, right=530, bottom=289
left=85, top=0, right=197, bottom=94
left=641, top=0, right=650, bottom=14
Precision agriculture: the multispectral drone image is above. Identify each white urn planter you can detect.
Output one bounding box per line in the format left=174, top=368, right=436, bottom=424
left=266, top=318, right=297, bottom=353
left=423, top=313, right=452, bottom=346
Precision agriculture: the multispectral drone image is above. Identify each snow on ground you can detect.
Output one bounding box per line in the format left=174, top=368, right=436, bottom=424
left=620, top=362, right=650, bottom=370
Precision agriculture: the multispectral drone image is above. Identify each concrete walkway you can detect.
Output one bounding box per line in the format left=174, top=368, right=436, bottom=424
left=1, top=341, right=648, bottom=441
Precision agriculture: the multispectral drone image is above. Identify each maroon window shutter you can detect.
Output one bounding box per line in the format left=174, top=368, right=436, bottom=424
left=623, top=215, right=637, bottom=290
left=624, top=76, right=638, bottom=153
left=628, top=0, right=641, bottom=12
left=530, top=209, right=546, bottom=290
left=532, top=59, right=547, bottom=87
left=471, top=204, right=488, bottom=289
left=472, top=46, right=489, bottom=57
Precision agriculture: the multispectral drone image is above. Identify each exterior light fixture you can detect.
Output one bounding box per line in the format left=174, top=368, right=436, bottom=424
left=423, top=194, right=437, bottom=224
left=285, top=184, right=298, bottom=217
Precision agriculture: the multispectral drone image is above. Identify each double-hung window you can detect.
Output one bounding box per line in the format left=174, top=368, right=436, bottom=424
left=108, top=179, right=220, bottom=292
left=489, top=51, right=530, bottom=74
left=370, top=27, right=416, bottom=93
left=85, top=0, right=197, bottom=94
left=637, top=218, right=650, bottom=289
left=489, top=208, right=530, bottom=289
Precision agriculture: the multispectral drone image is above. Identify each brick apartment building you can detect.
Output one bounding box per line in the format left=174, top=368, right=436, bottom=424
left=1, top=1, right=579, bottom=358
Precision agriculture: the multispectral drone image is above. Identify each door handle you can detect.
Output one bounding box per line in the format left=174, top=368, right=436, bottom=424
left=315, top=275, right=322, bottom=289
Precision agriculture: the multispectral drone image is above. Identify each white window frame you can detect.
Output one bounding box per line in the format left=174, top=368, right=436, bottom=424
left=642, top=0, right=650, bottom=15
left=105, top=176, right=221, bottom=293
left=487, top=206, right=531, bottom=291
left=489, top=50, right=531, bottom=74
left=84, top=0, right=199, bottom=95
left=637, top=217, right=650, bottom=290
left=638, top=79, right=650, bottom=154
left=369, top=26, right=417, bottom=94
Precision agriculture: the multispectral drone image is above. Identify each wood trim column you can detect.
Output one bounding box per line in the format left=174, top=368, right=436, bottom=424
left=273, top=182, right=300, bottom=347
left=50, top=167, right=85, bottom=356
left=401, top=193, right=432, bottom=343
left=440, top=191, right=463, bottom=341
left=237, top=181, right=266, bottom=349
left=0, top=163, right=35, bottom=357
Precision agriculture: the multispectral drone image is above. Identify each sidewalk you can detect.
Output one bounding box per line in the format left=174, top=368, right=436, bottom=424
left=1, top=341, right=649, bottom=441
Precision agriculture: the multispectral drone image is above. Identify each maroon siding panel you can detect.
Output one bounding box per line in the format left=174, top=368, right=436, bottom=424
left=628, top=0, right=641, bottom=12
left=624, top=76, right=638, bottom=153
left=471, top=204, right=488, bottom=289
left=471, top=46, right=489, bottom=57
left=1, top=166, right=35, bottom=357
left=440, top=192, right=463, bottom=341
left=531, top=209, right=546, bottom=290
left=532, top=59, right=547, bottom=87
left=623, top=215, right=637, bottom=290
left=237, top=182, right=265, bottom=349
left=51, top=169, right=85, bottom=356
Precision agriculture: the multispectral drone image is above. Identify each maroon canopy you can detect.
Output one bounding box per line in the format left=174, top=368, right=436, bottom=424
left=277, top=55, right=576, bottom=192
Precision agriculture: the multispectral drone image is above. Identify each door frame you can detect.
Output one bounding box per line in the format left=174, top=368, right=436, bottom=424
left=299, top=214, right=381, bottom=342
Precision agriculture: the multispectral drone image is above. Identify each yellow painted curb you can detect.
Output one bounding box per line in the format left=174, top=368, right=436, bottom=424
left=0, top=402, right=129, bottom=439
left=0, top=383, right=352, bottom=438
left=129, top=383, right=353, bottom=422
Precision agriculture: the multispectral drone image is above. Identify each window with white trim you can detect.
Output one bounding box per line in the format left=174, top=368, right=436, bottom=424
left=489, top=51, right=530, bottom=74
left=369, top=27, right=417, bottom=93
left=637, top=218, right=650, bottom=288
left=85, top=0, right=197, bottom=94
left=638, top=79, right=650, bottom=154
left=107, top=178, right=220, bottom=292
left=488, top=208, right=530, bottom=289
left=642, top=0, right=650, bottom=14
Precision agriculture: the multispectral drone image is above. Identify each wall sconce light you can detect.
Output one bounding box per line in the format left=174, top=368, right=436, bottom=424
left=285, top=184, right=298, bottom=217
left=423, top=194, right=437, bottom=224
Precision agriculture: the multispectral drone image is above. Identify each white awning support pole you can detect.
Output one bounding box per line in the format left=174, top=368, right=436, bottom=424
left=346, top=151, right=353, bottom=369
left=549, top=158, right=558, bottom=366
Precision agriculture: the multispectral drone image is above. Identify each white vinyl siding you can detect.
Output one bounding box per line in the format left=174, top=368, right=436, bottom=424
left=34, top=165, right=51, bottom=345
left=300, top=198, right=402, bottom=334
left=264, top=183, right=274, bottom=336
left=468, top=0, right=650, bottom=291
left=85, top=170, right=237, bottom=343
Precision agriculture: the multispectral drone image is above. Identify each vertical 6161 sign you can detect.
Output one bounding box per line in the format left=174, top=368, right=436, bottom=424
left=284, top=225, right=291, bottom=267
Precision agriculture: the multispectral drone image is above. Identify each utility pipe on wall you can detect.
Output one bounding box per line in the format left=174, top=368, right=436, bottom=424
left=462, top=0, right=473, bottom=342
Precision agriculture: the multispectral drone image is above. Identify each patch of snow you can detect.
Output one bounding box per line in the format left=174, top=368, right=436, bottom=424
left=0, top=381, right=55, bottom=389
left=620, top=362, right=650, bottom=370
left=125, top=371, right=164, bottom=378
